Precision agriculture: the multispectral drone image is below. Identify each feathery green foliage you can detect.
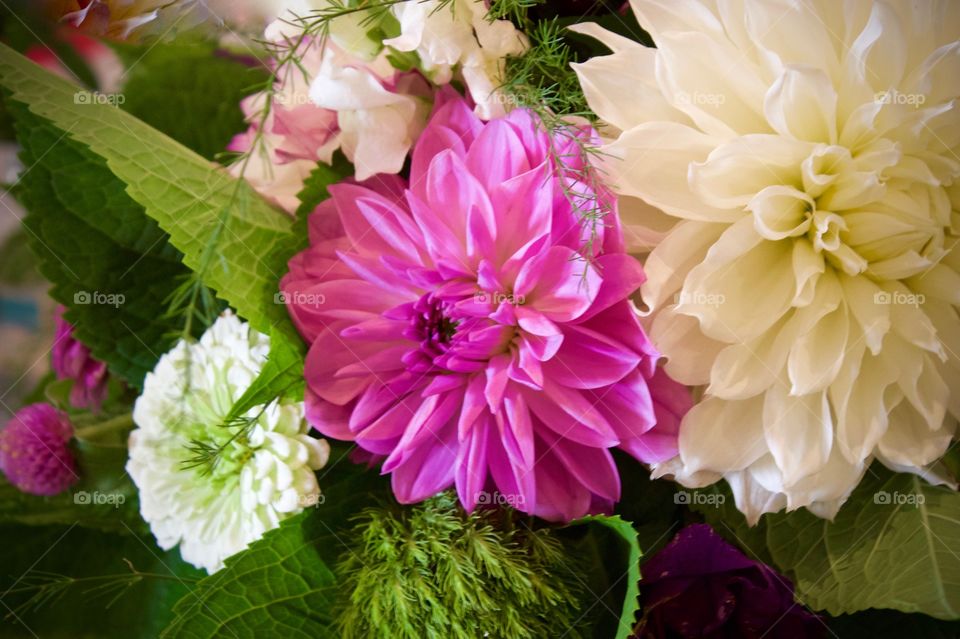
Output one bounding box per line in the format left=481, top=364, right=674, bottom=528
left=499, top=19, right=612, bottom=270
left=487, top=0, right=547, bottom=24
left=501, top=18, right=592, bottom=123
left=335, top=493, right=586, bottom=639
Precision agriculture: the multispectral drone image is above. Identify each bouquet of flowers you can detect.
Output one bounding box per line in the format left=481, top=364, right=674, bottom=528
left=0, top=0, right=957, bottom=637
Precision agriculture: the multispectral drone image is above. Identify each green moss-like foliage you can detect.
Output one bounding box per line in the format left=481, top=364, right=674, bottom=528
left=335, top=493, right=586, bottom=639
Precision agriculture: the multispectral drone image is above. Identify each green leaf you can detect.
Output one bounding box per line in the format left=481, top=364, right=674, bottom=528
left=294, top=151, right=353, bottom=221
left=9, top=101, right=190, bottom=387
left=567, top=514, right=642, bottom=639
left=0, top=523, right=203, bottom=639
left=161, top=450, right=389, bottom=638
left=0, top=42, right=301, bottom=336
left=766, top=467, right=960, bottom=620
left=699, top=465, right=960, bottom=620
left=223, top=325, right=306, bottom=423
left=120, top=43, right=268, bottom=160
left=613, top=450, right=684, bottom=558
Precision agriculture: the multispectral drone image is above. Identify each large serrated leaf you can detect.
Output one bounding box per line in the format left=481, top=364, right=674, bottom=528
left=119, top=42, right=268, bottom=160
left=9, top=102, right=189, bottom=386
left=766, top=468, right=960, bottom=620
left=0, top=41, right=299, bottom=336
left=690, top=465, right=960, bottom=620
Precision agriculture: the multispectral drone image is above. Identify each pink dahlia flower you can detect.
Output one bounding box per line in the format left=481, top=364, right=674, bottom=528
left=0, top=403, right=78, bottom=496
left=52, top=306, right=110, bottom=412
left=281, top=94, right=690, bottom=521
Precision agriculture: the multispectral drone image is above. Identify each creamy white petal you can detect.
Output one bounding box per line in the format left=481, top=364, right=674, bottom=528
left=764, top=65, right=838, bottom=143
left=690, top=135, right=810, bottom=209
left=572, top=46, right=684, bottom=133
left=763, top=385, right=832, bottom=487
left=748, top=185, right=813, bottom=240
left=677, top=218, right=795, bottom=342
left=605, top=122, right=734, bottom=221
left=830, top=343, right=898, bottom=464
left=707, top=313, right=796, bottom=400
left=878, top=400, right=953, bottom=468
left=650, top=309, right=726, bottom=386
left=678, top=395, right=768, bottom=474
left=726, top=467, right=787, bottom=526
left=566, top=22, right=642, bottom=53
left=655, top=29, right=770, bottom=137
left=640, top=219, right=727, bottom=312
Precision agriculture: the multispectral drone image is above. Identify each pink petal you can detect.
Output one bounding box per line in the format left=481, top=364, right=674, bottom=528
left=458, top=373, right=488, bottom=438
left=487, top=428, right=537, bottom=514
left=539, top=430, right=621, bottom=502
left=382, top=391, right=461, bottom=472
left=465, top=119, right=531, bottom=192
left=350, top=374, right=421, bottom=431
left=530, top=444, right=592, bottom=522
left=575, top=253, right=646, bottom=322
left=488, top=162, right=553, bottom=267
left=356, top=391, right=424, bottom=455
left=542, top=324, right=640, bottom=389
left=391, top=422, right=459, bottom=503
left=502, top=387, right=535, bottom=469
left=484, top=354, right=510, bottom=411
left=406, top=190, right=471, bottom=273
left=304, top=388, right=353, bottom=440
left=331, top=183, right=423, bottom=262
left=411, top=88, right=482, bottom=191
left=421, top=150, right=496, bottom=262
left=456, top=416, right=491, bottom=512
left=305, top=330, right=382, bottom=405
left=514, top=245, right=601, bottom=322
left=525, top=381, right=619, bottom=447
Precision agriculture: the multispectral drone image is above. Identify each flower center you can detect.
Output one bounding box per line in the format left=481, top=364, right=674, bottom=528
left=400, top=294, right=462, bottom=373
left=414, top=294, right=458, bottom=354
left=397, top=291, right=519, bottom=374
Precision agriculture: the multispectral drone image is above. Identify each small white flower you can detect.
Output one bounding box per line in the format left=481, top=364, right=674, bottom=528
left=574, top=0, right=960, bottom=523
left=307, top=44, right=432, bottom=180
left=384, top=0, right=528, bottom=119
left=127, top=312, right=329, bottom=573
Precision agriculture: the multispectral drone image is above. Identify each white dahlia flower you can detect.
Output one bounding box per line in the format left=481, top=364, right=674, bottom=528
left=574, top=0, right=960, bottom=523
left=128, top=313, right=330, bottom=572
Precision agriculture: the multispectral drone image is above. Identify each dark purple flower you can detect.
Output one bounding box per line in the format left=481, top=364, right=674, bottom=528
left=51, top=306, right=109, bottom=412
left=636, top=524, right=824, bottom=639
left=0, top=403, right=78, bottom=496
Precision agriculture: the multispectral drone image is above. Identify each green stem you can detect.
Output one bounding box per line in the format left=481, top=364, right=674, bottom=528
left=75, top=412, right=134, bottom=440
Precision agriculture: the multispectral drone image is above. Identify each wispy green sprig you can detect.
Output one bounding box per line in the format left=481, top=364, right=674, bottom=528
left=3, top=562, right=199, bottom=620
left=501, top=19, right=594, bottom=121
left=487, top=0, right=547, bottom=23
left=499, top=18, right=613, bottom=273
left=179, top=409, right=263, bottom=476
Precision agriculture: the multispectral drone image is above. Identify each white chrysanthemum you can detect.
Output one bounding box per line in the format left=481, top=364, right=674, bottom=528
left=574, top=0, right=960, bottom=523
left=384, top=0, right=528, bottom=119
left=128, top=312, right=330, bottom=572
